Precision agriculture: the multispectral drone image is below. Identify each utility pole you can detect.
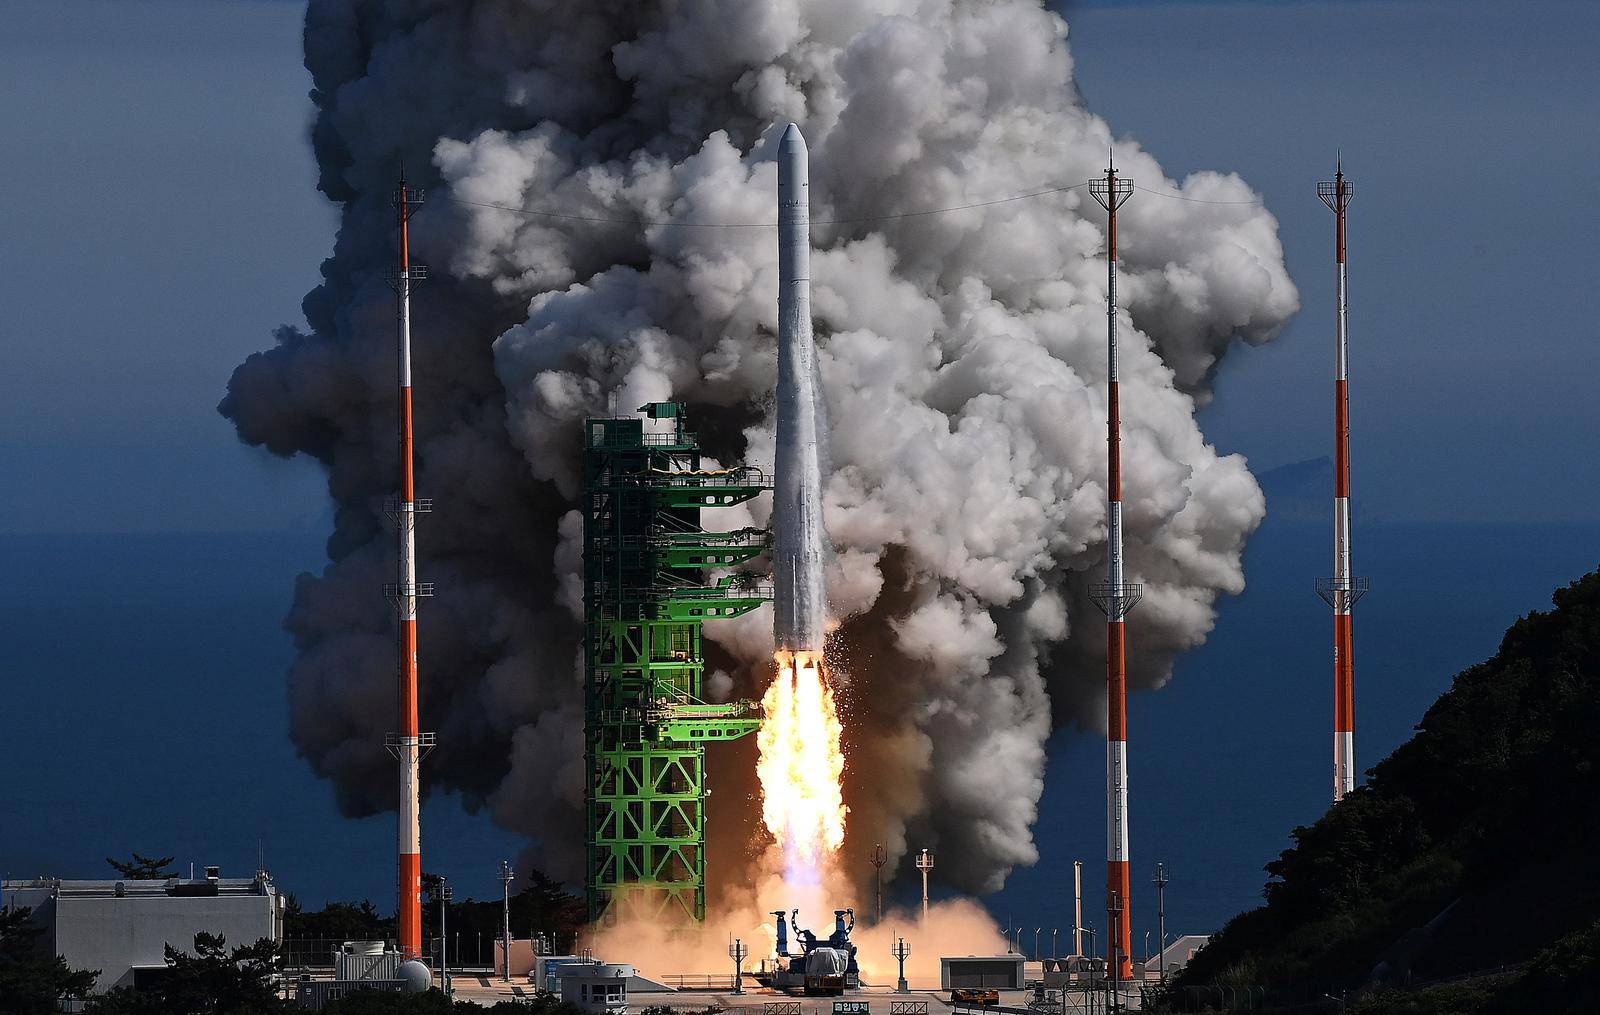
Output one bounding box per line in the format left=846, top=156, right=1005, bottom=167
left=1153, top=862, right=1169, bottom=982
left=1317, top=155, right=1368, bottom=803
left=499, top=860, right=514, bottom=982
left=1035, top=928, right=1042, bottom=962
left=892, top=935, right=912, bottom=993
left=728, top=939, right=748, bottom=994
left=915, top=849, right=934, bottom=923
left=1052, top=928, right=1058, bottom=961
left=1090, top=153, right=1140, bottom=986
left=871, top=844, right=888, bottom=924
left=432, top=878, right=452, bottom=996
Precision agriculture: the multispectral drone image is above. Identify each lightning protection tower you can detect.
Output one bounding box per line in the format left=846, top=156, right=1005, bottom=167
left=1090, top=152, right=1140, bottom=982
left=582, top=402, right=770, bottom=924
left=384, top=170, right=435, bottom=960
left=1316, top=157, right=1369, bottom=802
left=915, top=848, right=934, bottom=922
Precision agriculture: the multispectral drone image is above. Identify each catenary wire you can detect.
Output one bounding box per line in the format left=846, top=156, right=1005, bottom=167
left=1130, top=184, right=1263, bottom=206
left=437, top=176, right=1264, bottom=230
left=443, top=179, right=1100, bottom=228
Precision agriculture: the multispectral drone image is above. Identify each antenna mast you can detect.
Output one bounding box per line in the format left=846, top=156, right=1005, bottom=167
left=385, top=169, right=435, bottom=960
left=1090, top=152, right=1139, bottom=983
left=1317, top=158, right=1368, bottom=802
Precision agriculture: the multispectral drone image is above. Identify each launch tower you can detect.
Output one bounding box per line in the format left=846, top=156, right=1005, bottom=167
left=582, top=402, right=769, bottom=923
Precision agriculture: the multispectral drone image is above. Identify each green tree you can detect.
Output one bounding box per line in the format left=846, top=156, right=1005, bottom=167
left=284, top=897, right=394, bottom=942
left=105, top=853, right=177, bottom=880
left=84, top=932, right=286, bottom=1015
left=0, top=906, right=98, bottom=1015
left=440, top=870, right=585, bottom=960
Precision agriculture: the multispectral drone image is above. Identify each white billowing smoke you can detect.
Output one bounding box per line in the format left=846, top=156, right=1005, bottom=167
left=224, top=0, right=1295, bottom=896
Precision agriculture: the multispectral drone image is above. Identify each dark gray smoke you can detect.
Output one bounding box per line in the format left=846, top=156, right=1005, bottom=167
left=224, top=0, right=1296, bottom=895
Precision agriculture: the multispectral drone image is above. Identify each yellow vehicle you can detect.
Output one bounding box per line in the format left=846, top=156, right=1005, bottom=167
left=951, top=988, right=1000, bottom=1007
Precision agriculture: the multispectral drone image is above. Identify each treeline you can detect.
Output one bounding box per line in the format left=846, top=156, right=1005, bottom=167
left=1167, top=568, right=1600, bottom=1013
left=284, top=869, right=585, bottom=959
left=0, top=854, right=586, bottom=1013
left=2, top=921, right=584, bottom=1015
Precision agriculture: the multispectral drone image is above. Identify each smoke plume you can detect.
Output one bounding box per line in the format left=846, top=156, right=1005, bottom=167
left=224, top=0, right=1296, bottom=897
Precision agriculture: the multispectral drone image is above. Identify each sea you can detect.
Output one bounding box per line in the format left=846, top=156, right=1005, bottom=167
left=3, top=510, right=1596, bottom=954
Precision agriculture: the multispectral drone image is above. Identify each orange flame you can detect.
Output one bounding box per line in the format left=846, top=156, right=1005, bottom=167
left=757, top=650, right=847, bottom=879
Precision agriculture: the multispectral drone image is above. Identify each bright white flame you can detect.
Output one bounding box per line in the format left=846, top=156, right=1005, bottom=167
left=757, top=650, right=847, bottom=882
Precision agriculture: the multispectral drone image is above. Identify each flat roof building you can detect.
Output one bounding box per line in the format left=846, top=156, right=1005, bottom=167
left=940, top=954, right=1027, bottom=990
left=2, top=867, right=284, bottom=994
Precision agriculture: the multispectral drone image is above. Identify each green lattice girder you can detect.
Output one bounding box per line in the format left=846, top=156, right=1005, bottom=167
left=631, top=468, right=771, bottom=508
left=650, top=701, right=763, bottom=743
left=582, top=407, right=769, bottom=926
left=649, top=527, right=769, bottom=569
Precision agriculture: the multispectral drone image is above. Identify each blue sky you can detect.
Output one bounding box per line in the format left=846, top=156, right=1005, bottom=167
left=2, top=0, right=1597, bottom=936
left=3, top=0, right=1596, bottom=535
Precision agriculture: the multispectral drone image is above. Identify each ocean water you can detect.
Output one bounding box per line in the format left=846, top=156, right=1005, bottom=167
left=3, top=519, right=1596, bottom=951
left=0, top=531, right=522, bottom=906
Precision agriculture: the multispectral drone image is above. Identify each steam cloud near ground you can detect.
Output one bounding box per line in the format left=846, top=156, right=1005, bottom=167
left=223, top=0, right=1296, bottom=901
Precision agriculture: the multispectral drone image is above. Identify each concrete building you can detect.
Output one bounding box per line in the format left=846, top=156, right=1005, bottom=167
left=559, top=962, right=633, bottom=1015
left=1156, top=935, right=1211, bottom=977
left=939, top=955, right=1027, bottom=990
left=1, top=868, right=284, bottom=993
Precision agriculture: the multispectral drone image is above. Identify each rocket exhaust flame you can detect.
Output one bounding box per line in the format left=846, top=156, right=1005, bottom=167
left=758, top=651, right=847, bottom=881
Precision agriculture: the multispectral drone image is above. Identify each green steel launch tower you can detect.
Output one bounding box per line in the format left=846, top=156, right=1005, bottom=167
left=582, top=402, right=770, bottom=924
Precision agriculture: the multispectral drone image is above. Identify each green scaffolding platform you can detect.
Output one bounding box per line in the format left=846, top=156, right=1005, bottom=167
left=582, top=402, right=770, bottom=925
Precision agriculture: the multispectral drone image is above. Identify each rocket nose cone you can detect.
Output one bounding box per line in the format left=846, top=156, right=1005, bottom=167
left=781, top=122, right=807, bottom=153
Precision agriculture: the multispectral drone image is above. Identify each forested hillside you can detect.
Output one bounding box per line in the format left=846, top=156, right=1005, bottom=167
left=1174, top=568, right=1600, bottom=1012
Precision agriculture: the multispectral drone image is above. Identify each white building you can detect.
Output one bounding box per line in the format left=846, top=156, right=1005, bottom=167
left=559, top=961, right=633, bottom=1015
left=1, top=868, right=284, bottom=993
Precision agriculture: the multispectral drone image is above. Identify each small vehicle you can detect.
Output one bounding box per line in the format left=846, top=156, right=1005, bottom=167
left=951, top=988, right=1000, bottom=1007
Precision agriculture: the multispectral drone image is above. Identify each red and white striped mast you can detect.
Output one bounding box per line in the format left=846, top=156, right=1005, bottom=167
left=1090, top=153, right=1139, bottom=984
left=387, top=169, right=433, bottom=960
left=1317, top=158, right=1367, bottom=803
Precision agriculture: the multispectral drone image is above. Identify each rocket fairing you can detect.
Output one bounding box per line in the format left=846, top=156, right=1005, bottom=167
left=774, top=123, right=827, bottom=655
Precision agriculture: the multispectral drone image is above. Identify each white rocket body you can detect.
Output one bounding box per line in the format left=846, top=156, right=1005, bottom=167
left=774, top=123, right=826, bottom=654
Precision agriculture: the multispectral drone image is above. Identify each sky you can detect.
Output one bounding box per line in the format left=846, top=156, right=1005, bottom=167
left=2, top=0, right=1598, bottom=948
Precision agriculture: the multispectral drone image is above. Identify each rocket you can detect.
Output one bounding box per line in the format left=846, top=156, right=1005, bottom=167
left=774, top=123, right=827, bottom=654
